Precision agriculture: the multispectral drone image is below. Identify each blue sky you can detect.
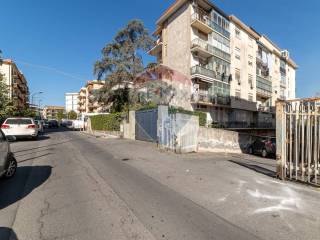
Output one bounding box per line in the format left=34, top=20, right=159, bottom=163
left=0, top=0, right=318, bottom=106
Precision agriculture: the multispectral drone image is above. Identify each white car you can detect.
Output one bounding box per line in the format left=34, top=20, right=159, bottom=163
left=0, top=131, right=17, bottom=179
left=1, top=118, right=39, bottom=140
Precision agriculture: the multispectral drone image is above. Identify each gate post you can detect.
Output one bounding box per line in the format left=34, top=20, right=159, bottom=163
left=276, top=101, right=286, bottom=180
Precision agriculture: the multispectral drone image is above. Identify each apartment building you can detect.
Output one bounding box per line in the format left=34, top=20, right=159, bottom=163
left=149, top=0, right=297, bottom=129
left=65, top=92, right=79, bottom=113
left=0, top=59, right=29, bottom=109
left=77, top=80, right=105, bottom=114
left=43, top=106, right=65, bottom=119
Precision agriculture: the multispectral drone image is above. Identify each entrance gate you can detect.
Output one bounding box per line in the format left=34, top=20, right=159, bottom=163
left=276, top=98, right=320, bottom=186
left=135, top=108, right=158, bottom=142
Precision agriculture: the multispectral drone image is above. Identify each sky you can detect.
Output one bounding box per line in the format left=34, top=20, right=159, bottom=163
left=0, top=0, right=319, bottom=106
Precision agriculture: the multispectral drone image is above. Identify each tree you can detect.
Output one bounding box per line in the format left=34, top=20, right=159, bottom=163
left=94, top=19, right=154, bottom=112
left=0, top=51, right=15, bottom=120
left=57, top=110, right=65, bottom=121
left=68, top=110, right=77, bottom=120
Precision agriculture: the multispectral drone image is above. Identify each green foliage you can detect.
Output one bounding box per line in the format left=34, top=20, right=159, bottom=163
left=90, top=113, right=122, bottom=131
left=168, top=106, right=207, bottom=126
left=68, top=110, right=78, bottom=120
left=57, top=110, right=66, bottom=121
left=94, top=19, right=155, bottom=112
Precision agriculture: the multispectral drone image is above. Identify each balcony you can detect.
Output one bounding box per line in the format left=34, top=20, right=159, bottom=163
left=191, top=38, right=231, bottom=62
left=191, top=13, right=214, bottom=34
left=256, top=75, right=272, bottom=98
left=191, top=65, right=231, bottom=83
left=191, top=38, right=214, bottom=58
left=148, top=38, right=163, bottom=56
left=210, top=21, right=230, bottom=39
left=191, top=92, right=230, bottom=106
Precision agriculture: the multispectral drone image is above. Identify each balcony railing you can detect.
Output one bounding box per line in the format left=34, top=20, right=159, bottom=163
left=192, top=38, right=231, bottom=62
left=210, top=21, right=230, bottom=39
left=192, top=92, right=230, bottom=105
left=191, top=65, right=231, bottom=83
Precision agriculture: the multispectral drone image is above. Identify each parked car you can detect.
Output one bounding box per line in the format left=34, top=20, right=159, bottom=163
left=248, top=137, right=276, bottom=158
left=48, top=120, right=59, bottom=128
left=72, top=119, right=85, bottom=131
left=1, top=118, right=39, bottom=140
left=0, top=130, right=17, bottom=179
left=43, top=120, right=49, bottom=129
left=35, top=120, right=44, bottom=133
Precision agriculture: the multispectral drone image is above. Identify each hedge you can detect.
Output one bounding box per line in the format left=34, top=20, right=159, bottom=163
left=90, top=113, right=122, bottom=131
left=168, top=106, right=207, bottom=126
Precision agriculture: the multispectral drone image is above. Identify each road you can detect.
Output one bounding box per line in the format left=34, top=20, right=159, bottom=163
left=1, top=129, right=319, bottom=240
left=0, top=129, right=260, bottom=240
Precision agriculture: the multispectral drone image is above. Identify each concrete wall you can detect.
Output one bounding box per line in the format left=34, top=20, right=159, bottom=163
left=163, top=2, right=191, bottom=78
left=198, top=127, right=242, bottom=153
left=122, top=111, right=135, bottom=140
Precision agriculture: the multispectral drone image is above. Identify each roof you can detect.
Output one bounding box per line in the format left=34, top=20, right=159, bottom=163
left=229, top=15, right=260, bottom=40
left=156, top=0, right=229, bottom=26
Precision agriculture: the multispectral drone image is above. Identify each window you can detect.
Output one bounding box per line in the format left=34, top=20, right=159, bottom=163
left=235, top=90, right=241, bottom=100
left=248, top=94, right=253, bottom=102
left=248, top=61, right=253, bottom=66
left=235, top=28, right=241, bottom=39
left=235, top=68, right=241, bottom=85
left=248, top=74, right=253, bottom=88
left=248, top=37, right=254, bottom=48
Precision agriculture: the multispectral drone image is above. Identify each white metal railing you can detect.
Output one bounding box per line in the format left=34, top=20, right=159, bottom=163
left=276, top=98, right=320, bottom=186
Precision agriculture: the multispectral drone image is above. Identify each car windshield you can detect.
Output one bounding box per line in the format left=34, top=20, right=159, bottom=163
left=5, top=119, right=32, bottom=125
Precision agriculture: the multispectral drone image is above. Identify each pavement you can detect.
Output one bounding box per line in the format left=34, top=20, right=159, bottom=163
left=0, top=129, right=319, bottom=240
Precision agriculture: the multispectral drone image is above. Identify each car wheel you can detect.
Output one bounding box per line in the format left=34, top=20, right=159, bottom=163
left=4, top=157, right=17, bottom=179
left=32, top=135, right=38, bottom=141
left=262, top=149, right=268, bottom=158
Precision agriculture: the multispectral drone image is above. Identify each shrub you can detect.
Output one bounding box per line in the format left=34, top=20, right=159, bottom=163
left=90, top=113, right=122, bottom=131
left=168, top=106, right=207, bottom=126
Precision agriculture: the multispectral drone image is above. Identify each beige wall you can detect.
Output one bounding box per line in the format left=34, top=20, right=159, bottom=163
left=162, top=3, right=191, bottom=78
left=229, top=22, right=257, bottom=108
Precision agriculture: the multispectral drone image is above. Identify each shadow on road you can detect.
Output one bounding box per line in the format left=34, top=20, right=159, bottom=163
left=0, top=227, right=17, bottom=240
left=229, top=159, right=276, bottom=178
left=0, top=166, right=52, bottom=210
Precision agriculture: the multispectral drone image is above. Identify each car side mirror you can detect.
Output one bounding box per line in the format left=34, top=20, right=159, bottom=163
left=6, top=135, right=16, bottom=142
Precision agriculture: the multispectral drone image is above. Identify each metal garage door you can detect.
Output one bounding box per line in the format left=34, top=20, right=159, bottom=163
left=135, top=108, right=158, bottom=142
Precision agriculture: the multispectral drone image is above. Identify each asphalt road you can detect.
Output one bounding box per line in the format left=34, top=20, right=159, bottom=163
left=0, top=129, right=261, bottom=240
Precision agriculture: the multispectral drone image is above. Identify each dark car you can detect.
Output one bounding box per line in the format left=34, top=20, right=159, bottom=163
left=48, top=120, right=59, bottom=128
left=248, top=137, right=276, bottom=158
left=0, top=130, right=17, bottom=179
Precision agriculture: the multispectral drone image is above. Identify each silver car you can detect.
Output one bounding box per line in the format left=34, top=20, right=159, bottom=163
left=0, top=130, right=17, bottom=179
left=1, top=118, right=38, bottom=140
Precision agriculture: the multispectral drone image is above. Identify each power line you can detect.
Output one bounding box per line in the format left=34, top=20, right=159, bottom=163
left=15, top=60, right=88, bottom=81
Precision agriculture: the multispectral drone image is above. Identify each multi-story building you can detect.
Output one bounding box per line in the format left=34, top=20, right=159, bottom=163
left=77, top=80, right=105, bottom=114
left=0, top=59, right=29, bottom=109
left=65, top=92, right=79, bottom=113
left=43, top=106, right=65, bottom=119
left=149, top=0, right=297, bottom=129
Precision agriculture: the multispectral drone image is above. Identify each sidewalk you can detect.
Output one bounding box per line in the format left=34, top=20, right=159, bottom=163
left=89, top=136, right=320, bottom=240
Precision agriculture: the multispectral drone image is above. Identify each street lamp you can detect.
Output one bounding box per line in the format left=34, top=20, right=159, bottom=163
left=31, top=91, right=43, bottom=106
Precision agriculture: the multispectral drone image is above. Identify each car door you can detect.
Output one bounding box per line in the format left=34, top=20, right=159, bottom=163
left=253, top=139, right=263, bottom=154
left=0, top=130, right=8, bottom=173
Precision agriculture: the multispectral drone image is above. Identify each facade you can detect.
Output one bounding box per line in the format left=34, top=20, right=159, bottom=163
left=77, top=80, right=105, bottom=114
left=65, top=92, right=79, bottom=113
left=0, top=59, right=29, bottom=110
left=149, top=0, right=297, bottom=129
left=43, top=106, right=65, bottom=119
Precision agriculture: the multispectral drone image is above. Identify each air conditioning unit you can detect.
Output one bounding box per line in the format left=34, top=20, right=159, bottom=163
left=281, top=50, right=290, bottom=59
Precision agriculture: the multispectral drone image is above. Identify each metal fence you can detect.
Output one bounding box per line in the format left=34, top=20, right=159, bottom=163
left=276, top=98, right=320, bottom=186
